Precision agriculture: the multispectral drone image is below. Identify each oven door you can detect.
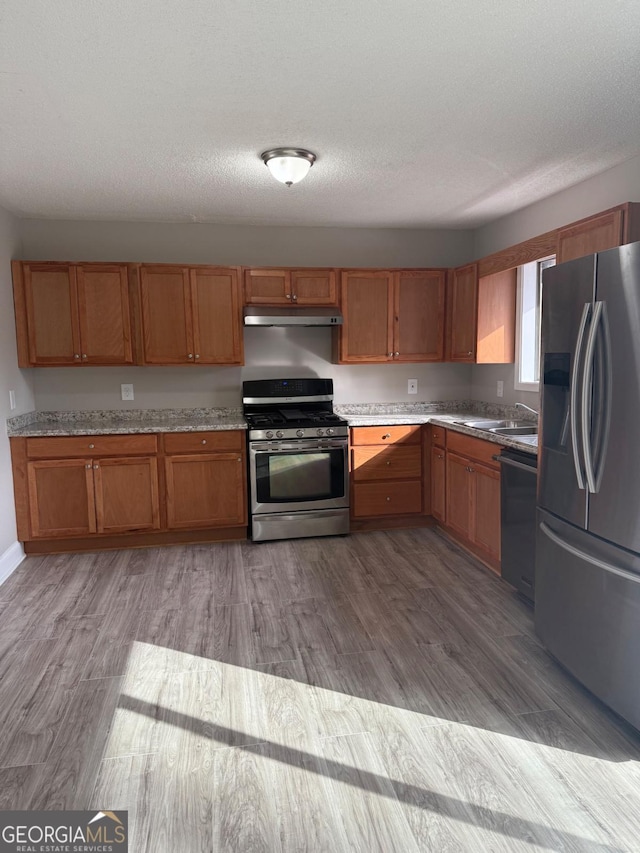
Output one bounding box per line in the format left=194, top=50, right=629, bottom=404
left=249, top=439, right=349, bottom=514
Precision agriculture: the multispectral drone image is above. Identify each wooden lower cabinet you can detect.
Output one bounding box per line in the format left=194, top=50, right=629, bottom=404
left=430, top=444, right=446, bottom=523
left=445, top=452, right=472, bottom=538
left=165, top=452, right=246, bottom=529
left=11, top=430, right=248, bottom=551
left=472, top=462, right=501, bottom=562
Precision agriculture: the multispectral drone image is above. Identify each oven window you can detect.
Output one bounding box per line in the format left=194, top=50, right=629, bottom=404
left=255, top=448, right=345, bottom=503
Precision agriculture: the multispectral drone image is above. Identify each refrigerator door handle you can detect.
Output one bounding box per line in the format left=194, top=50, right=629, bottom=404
left=581, top=300, right=603, bottom=493
left=540, top=521, right=640, bottom=585
left=570, top=302, right=590, bottom=490
left=593, top=302, right=612, bottom=492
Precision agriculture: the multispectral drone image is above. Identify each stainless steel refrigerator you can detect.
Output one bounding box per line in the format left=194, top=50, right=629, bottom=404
left=536, top=241, right=640, bottom=731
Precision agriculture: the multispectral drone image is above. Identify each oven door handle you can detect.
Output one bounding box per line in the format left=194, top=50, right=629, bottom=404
left=250, top=441, right=348, bottom=452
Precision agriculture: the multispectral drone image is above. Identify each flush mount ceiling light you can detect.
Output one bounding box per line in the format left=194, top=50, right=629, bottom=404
left=261, top=148, right=316, bottom=187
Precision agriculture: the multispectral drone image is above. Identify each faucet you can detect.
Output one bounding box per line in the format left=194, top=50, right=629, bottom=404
left=515, top=402, right=539, bottom=419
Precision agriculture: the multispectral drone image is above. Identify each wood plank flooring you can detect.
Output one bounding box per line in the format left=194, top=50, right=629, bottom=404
left=1, top=528, right=639, bottom=851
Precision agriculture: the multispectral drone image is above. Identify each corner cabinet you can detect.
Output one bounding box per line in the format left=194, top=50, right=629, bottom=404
left=243, top=268, right=338, bottom=306
left=334, top=269, right=446, bottom=364
left=12, top=262, right=134, bottom=367
left=138, top=264, right=243, bottom=365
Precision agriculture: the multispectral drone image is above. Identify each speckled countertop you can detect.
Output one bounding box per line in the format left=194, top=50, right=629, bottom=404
left=6, top=407, right=247, bottom=437
left=7, top=402, right=537, bottom=455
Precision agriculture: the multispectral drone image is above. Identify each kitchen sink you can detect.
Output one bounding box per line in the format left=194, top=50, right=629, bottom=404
left=490, top=425, right=538, bottom=436
left=457, top=419, right=527, bottom=430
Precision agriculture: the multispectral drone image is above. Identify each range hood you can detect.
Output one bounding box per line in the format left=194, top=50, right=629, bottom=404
left=243, top=306, right=343, bottom=326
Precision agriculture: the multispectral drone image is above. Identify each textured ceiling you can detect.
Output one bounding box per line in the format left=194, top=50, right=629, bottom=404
left=1, top=1, right=640, bottom=228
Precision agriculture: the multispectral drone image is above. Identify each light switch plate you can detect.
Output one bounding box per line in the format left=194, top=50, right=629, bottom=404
left=408, top=379, right=418, bottom=395
left=497, top=380, right=504, bottom=398
left=121, top=384, right=134, bottom=401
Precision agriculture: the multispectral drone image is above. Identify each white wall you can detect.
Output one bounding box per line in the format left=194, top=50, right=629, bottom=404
left=0, top=206, right=34, bottom=556
left=21, top=219, right=474, bottom=410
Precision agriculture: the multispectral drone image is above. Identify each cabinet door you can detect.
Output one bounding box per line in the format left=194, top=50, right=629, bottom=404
left=244, top=269, right=291, bottom=304
left=394, top=271, right=445, bottom=361
left=165, top=453, right=246, bottom=529
left=77, top=265, right=133, bottom=364
left=471, top=462, right=501, bottom=561
left=27, top=459, right=95, bottom=538
left=22, top=264, right=81, bottom=364
left=557, top=209, right=624, bottom=264
left=191, top=268, right=243, bottom=364
left=291, top=270, right=337, bottom=305
left=93, top=456, right=160, bottom=533
left=431, top=445, right=446, bottom=523
left=338, top=272, right=393, bottom=363
left=446, top=452, right=471, bottom=539
left=139, top=266, right=193, bottom=363
left=448, top=263, right=478, bottom=362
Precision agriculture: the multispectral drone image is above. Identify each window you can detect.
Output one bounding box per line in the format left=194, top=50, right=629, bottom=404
left=515, top=256, right=555, bottom=391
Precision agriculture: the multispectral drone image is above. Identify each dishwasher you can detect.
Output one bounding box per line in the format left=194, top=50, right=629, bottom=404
left=493, top=448, right=538, bottom=602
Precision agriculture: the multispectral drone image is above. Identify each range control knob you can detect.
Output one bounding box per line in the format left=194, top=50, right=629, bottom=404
left=317, top=428, right=324, bottom=436
left=296, top=429, right=304, bottom=438
left=266, top=431, right=274, bottom=439
left=326, top=428, right=335, bottom=436
left=276, top=430, right=284, bottom=439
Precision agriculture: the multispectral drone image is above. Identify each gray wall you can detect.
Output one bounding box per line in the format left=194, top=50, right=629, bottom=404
left=21, top=219, right=474, bottom=411
left=470, top=153, right=640, bottom=409
left=0, top=207, right=34, bottom=555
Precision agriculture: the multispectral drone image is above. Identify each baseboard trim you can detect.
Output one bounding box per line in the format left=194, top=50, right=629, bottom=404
left=0, top=541, right=26, bottom=587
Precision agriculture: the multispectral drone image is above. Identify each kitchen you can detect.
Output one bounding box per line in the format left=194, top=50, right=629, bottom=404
left=2, top=2, right=640, bottom=851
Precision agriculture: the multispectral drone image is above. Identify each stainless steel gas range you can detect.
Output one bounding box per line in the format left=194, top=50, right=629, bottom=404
left=243, top=378, right=350, bottom=542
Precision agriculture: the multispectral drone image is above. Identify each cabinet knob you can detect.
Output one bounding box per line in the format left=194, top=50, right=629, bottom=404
left=386, top=496, right=391, bottom=501
left=467, top=351, right=473, bottom=355
left=82, top=354, right=87, bottom=359
left=292, top=294, right=297, bottom=301
left=438, top=453, right=443, bottom=459
left=74, top=354, right=80, bottom=360
left=195, top=354, right=200, bottom=359
left=85, top=463, right=91, bottom=469
left=188, top=354, right=194, bottom=359
left=89, top=443, right=95, bottom=449
left=93, top=464, right=99, bottom=470
left=386, top=461, right=391, bottom=465
left=388, top=352, right=393, bottom=358
left=382, top=433, right=391, bottom=439
left=237, top=457, right=242, bottom=462
left=394, top=351, right=399, bottom=357
left=201, top=439, right=207, bottom=445
left=286, top=293, right=291, bottom=299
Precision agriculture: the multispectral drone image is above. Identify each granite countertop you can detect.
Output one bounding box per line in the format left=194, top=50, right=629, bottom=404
left=7, top=408, right=247, bottom=437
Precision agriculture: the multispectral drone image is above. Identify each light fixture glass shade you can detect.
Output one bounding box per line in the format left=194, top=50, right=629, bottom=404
left=261, top=148, right=316, bottom=186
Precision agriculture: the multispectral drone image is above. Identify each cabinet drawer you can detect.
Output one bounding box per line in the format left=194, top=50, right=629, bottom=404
left=351, top=425, right=421, bottom=446
left=353, top=480, right=422, bottom=517
left=163, top=430, right=245, bottom=454
left=26, top=434, right=158, bottom=459
left=431, top=426, right=447, bottom=447
left=446, top=431, right=499, bottom=469
left=352, top=445, right=422, bottom=482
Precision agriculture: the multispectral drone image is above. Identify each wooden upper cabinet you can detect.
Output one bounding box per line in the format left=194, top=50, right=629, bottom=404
left=557, top=209, right=624, bottom=264
left=139, top=265, right=243, bottom=365
left=13, top=261, right=134, bottom=367
left=139, top=266, right=192, bottom=364
left=476, top=268, right=516, bottom=364
left=337, top=271, right=394, bottom=362
left=394, top=270, right=445, bottom=361
left=77, top=265, right=133, bottom=364
left=243, top=268, right=337, bottom=306
left=190, top=268, right=243, bottom=364
left=447, top=263, right=478, bottom=362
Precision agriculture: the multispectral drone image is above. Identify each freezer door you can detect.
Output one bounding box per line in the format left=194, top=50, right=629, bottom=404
left=538, top=255, right=595, bottom=528
left=588, top=242, right=640, bottom=552
left=536, top=509, right=640, bottom=731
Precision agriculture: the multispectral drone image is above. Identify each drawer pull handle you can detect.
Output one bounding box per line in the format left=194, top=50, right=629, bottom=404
left=382, top=433, right=391, bottom=439
left=386, top=461, right=391, bottom=465
left=89, top=443, right=95, bottom=449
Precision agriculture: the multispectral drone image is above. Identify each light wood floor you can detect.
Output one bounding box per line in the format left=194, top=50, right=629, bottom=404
left=1, top=528, right=639, bottom=852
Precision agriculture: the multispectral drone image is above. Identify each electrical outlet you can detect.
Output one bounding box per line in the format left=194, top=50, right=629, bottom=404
left=408, top=379, right=418, bottom=395
left=497, top=380, right=504, bottom=398
left=9, top=390, right=16, bottom=411
left=121, top=384, right=134, bottom=401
